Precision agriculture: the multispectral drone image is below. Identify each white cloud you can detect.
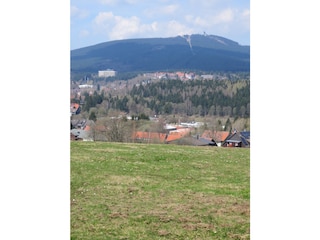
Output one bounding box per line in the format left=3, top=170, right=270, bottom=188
left=144, top=4, right=179, bottom=18
left=185, top=15, right=209, bottom=28
left=70, top=5, right=88, bottom=19
left=99, top=0, right=119, bottom=5
left=161, top=4, right=179, bottom=15
left=93, top=12, right=115, bottom=28
left=99, top=0, right=145, bottom=5
left=185, top=8, right=244, bottom=30
left=188, top=0, right=221, bottom=8
left=151, top=22, right=158, bottom=31
left=183, top=7, right=250, bottom=41
left=93, top=11, right=159, bottom=40
left=79, top=30, right=90, bottom=37
left=164, top=20, right=193, bottom=36
left=93, top=10, right=195, bottom=41
left=242, top=9, right=250, bottom=18
left=239, top=9, right=250, bottom=31
left=125, top=0, right=143, bottom=4
left=213, top=8, right=234, bottom=24
left=70, top=5, right=78, bottom=17
left=110, top=16, right=141, bottom=39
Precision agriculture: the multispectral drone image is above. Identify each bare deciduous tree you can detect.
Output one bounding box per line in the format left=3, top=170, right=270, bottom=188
left=106, top=118, right=126, bottom=142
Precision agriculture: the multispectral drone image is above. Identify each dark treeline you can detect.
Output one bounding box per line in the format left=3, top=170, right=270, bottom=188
left=82, top=91, right=104, bottom=112
left=80, top=79, right=250, bottom=118
left=128, top=79, right=249, bottom=117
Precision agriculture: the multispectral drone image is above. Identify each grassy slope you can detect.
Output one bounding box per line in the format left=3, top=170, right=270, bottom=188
left=71, top=141, right=250, bottom=239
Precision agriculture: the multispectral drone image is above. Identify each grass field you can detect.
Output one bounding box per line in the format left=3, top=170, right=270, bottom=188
left=71, top=141, right=250, bottom=239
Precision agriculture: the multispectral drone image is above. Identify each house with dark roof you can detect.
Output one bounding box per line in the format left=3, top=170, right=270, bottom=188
left=166, top=136, right=216, bottom=146
left=240, top=131, right=250, bottom=144
left=197, top=137, right=217, bottom=146
left=71, top=119, right=93, bottom=130
left=223, top=131, right=250, bottom=148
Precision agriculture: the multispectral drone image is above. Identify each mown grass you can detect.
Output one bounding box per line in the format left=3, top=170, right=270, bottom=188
left=71, top=141, right=250, bottom=239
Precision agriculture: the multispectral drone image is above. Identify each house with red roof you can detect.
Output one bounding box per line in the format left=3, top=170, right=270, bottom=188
left=201, top=130, right=230, bottom=147
left=165, top=128, right=191, bottom=143
left=132, top=127, right=191, bottom=144
left=70, top=103, right=81, bottom=115
left=132, top=131, right=167, bottom=143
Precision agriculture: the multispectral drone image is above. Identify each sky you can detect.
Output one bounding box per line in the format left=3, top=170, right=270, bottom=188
left=70, top=0, right=250, bottom=50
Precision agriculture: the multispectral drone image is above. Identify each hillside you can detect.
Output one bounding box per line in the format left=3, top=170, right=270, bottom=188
left=71, top=34, right=250, bottom=74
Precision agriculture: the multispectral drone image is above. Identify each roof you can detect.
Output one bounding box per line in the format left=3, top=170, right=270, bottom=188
left=166, top=132, right=184, bottom=142
left=226, top=139, right=241, bottom=143
left=201, top=130, right=230, bottom=142
left=70, top=103, right=80, bottom=111
left=197, top=137, right=217, bottom=146
left=133, top=131, right=166, bottom=142
left=71, top=119, right=87, bottom=129
left=70, top=129, right=91, bottom=140
left=225, top=132, right=249, bottom=146
left=240, top=131, right=250, bottom=140
left=165, top=128, right=191, bottom=142
left=167, top=136, right=216, bottom=146
left=132, top=128, right=191, bottom=143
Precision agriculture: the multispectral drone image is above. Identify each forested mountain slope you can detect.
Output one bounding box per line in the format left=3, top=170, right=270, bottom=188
left=71, top=34, right=250, bottom=74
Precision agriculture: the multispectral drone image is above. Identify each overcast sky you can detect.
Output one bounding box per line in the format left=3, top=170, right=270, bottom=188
left=71, top=0, right=250, bottom=50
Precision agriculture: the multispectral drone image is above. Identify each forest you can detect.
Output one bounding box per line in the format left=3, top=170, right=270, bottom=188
left=72, top=77, right=250, bottom=119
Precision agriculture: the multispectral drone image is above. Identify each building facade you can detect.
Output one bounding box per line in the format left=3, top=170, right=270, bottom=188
left=98, top=69, right=116, bottom=78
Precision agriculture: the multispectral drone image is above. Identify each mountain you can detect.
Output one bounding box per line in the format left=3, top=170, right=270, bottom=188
left=71, top=34, right=250, bottom=74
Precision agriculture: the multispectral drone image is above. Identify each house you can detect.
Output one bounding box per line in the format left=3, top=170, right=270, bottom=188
left=184, top=135, right=217, bottom=146
left=196, top=137, right=217, bottom=146
left=70, top=103, right=81, bottom=115
left=132, top=127, right=191, bottom=144
left=201, top=130, right=230, bottom=147
left=132, top=131, right=167, bottom=143
left=165, top=128, right=191, bottom=143
left=240, top=131, right=250, bottom=144
left=223, top=132, right=250, bottom=148
left=201, top=74, right=214, bottom=80
left=166, top=136, right=213, bottom=146
left=70, top=129, right=93, bottom=141
left=71, top=119, right=88, bottom=129
left=98, top=69, right=116, bottom=78
left=70, top=132, right=78, bottom=141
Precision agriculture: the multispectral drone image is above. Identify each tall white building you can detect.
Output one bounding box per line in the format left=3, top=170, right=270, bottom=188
left=98, top=69, right=116, bottom=78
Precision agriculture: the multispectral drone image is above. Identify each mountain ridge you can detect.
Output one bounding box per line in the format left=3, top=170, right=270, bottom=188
left=71, top=34, right=250, bottom=74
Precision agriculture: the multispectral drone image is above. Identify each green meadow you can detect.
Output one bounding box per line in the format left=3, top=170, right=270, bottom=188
left=71, top=141, right=250, bottom=239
